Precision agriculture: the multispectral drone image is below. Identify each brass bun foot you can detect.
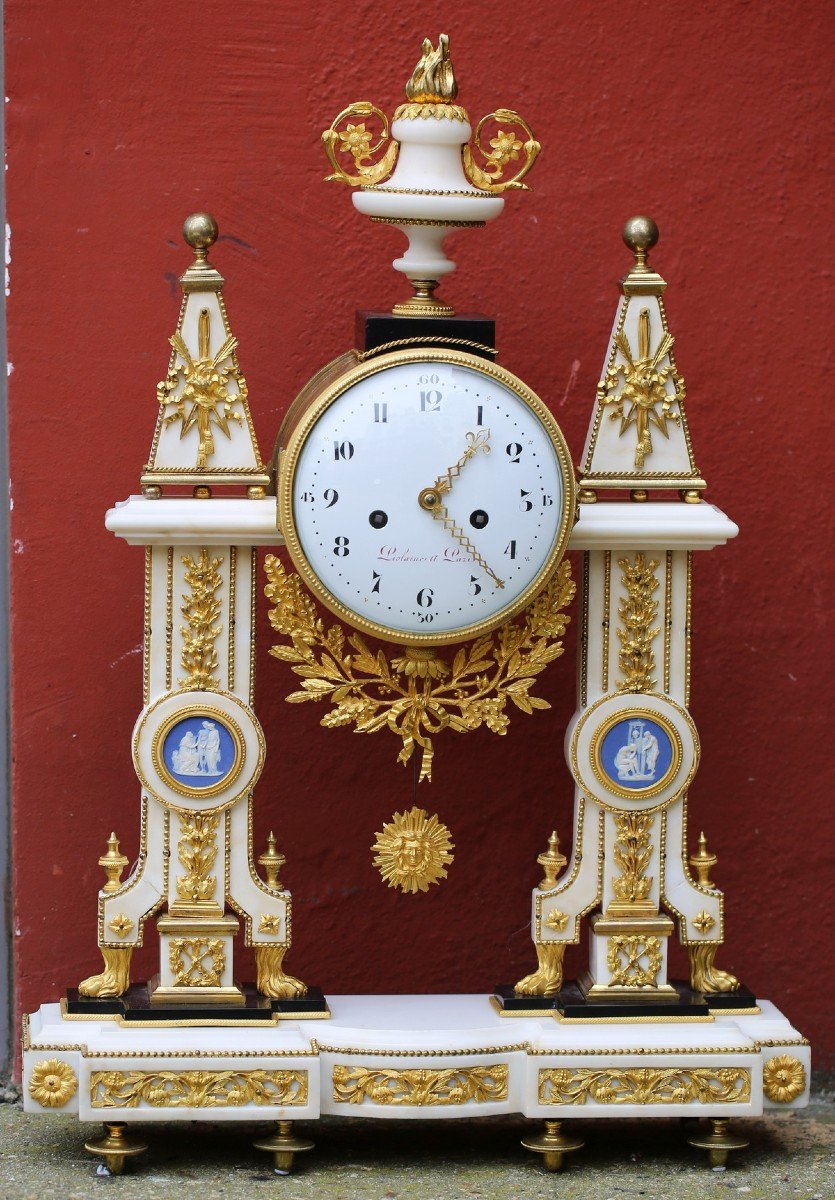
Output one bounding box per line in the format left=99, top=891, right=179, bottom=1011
left=253, top=1120, right=314, bottom=1175
left=688, top=1118, right=748, bottom=1168
left=521, top=1120, right=583, bottom=1173
left=84, top=1123, right=147, bottom=1176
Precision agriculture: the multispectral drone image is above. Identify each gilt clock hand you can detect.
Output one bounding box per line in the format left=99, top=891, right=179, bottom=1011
left=417, top=490, right=505, bottom=590
left=418, top=428, right=503, bottom=588
left=433, top=427, right=491, bottom=495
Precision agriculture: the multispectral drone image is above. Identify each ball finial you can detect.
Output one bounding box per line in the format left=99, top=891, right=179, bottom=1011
left=622, top=215, right=659, bottom=269
left=182, top=212, right=218, bottom=257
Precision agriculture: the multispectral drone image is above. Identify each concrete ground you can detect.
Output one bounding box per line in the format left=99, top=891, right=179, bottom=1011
left=1, top=1092, right=833, bottom=1200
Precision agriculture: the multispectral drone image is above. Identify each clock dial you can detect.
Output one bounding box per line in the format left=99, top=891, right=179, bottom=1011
left=278, top=350, right=575, bottom=644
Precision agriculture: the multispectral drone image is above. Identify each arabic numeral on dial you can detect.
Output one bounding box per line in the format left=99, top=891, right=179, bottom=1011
left=541, top=493, right=553, bottom=506
left=416, top=587, right=434, bottom=608
left=300, top=491, right=314, bottom=503
left=333, top=536, right=350, bottom=557
left=323, top=488, right=339, bottom=508
left=373, top=402, right=388, bottom=423
left=333, top=440, right=354, bottom=460
left=505, top=442, right=523, bottom=463
left=476, top=404, right=484, bottom=425
left=420, top=389, right=442, bottom=412
left=519, top=489, right=533, bottom=512
left=371, top=570, right=381, bottom=594
left=469, top=574, right=482, bottom=596
left=504, top=540, right=517, bottom=559
left=417, top=612, right=435, bottom=623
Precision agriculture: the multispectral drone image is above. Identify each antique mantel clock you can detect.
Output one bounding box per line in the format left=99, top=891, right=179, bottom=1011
left=21, top=33, right=809, bottom=1182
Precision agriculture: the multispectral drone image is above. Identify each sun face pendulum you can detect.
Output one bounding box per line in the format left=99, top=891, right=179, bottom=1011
left=372, top=807, right=455, bottom=894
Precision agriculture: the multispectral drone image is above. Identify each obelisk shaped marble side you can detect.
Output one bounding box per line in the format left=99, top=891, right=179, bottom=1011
left=579, top=259, right=705, bottom=494
left=142, top=245, right=267, bottom=489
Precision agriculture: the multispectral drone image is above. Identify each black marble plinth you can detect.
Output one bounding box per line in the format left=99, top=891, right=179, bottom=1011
left=493, top=985, right=562, bottom=1014
left=702, top=986, right=758, bottom=1011
left=269, top=987, right=330, bottom=1017
left=64, top=984, right=329, bottom=1023
left=558, top=980, right=709, bottom=1019
left=493, top=980, right=712, bottom=1019
left=356, top=310, right=495, bottom=358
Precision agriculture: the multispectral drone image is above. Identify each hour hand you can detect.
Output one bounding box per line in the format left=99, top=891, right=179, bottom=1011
left=434, top=428, right=491, bottom=495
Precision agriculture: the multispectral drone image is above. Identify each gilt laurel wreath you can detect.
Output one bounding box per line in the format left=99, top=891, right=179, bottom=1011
left=264, top=555, right=574, bottom=783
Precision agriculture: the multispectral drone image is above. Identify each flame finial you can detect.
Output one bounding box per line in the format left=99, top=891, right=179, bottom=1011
left=405, top=34, right=458, bottom=104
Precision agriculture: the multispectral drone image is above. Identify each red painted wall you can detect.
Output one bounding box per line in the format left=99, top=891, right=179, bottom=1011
left=6, top=2, right=834, bottom=1069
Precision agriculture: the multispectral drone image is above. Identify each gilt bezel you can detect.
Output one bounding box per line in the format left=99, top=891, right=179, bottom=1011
left=276, top=347, right=577, bottom=646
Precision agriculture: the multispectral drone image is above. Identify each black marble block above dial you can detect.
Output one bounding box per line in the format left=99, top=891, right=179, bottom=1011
left=356, top=311, right=496, bottom=359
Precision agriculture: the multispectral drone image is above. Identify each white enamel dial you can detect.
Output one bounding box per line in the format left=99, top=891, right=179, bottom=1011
left=278, top=350, right=575, bottom=645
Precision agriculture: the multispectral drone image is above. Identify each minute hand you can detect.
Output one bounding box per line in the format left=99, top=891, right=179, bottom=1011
left=434, top=428, right=491, bottom=495
left=431, top=501, right=505, bottom=590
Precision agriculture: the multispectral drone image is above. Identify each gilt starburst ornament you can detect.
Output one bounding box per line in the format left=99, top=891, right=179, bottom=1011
left=599, top=307, right=684, bottom=469
left=258, top=913, right=282, bottom=935
left=157, top=307, right=246, bottom=470
left=372, top=806, right=454, bottom=894
left=692, top=910, right=716, bottom=935
left=545, top=909, right=569, bottom=933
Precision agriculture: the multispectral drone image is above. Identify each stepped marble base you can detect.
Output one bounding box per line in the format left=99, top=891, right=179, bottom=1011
left=23, top=994, right=809, bottom=1172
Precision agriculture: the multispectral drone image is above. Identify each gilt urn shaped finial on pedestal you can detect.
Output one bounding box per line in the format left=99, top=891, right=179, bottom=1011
left=321, top=34, right=541, bottom=316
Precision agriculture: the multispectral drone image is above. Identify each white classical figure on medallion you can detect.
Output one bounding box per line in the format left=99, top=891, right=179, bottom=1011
left=171, top=721, right=223, bottom=777
left=198, top=720, right=222, bottom=776
left=171, top=730, right=199, bottom=775
left=614, top=719, right=659, bottom=781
